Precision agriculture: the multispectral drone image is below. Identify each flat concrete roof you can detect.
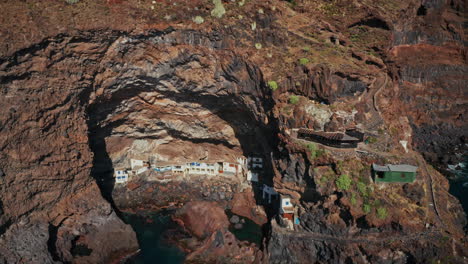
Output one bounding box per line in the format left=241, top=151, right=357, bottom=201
left=373, top=163, right=418, bottom=173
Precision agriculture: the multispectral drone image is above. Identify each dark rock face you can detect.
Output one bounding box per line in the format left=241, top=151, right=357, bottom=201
left=385, top=0, right=467, bottom=167
left=283, top=65, right=368, bottom=104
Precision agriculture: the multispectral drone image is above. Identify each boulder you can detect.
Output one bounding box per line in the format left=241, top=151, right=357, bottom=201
left=174, top=201, right=229, bottom=239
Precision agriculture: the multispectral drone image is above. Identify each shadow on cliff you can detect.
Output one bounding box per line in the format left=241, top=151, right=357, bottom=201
left=84, top=74, right=281, bottom=225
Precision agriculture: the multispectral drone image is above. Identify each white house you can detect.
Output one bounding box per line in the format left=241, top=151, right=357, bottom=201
left=236, top=157, right=247, bottom=166
left=247, top=171, right=259, bottom=182
left=252, top=163, right=263, bottom=169
left=114, top=169, right=129, bottom=183
left=250, top=157, right=263, bottom=163
left=185, top=162, right=217, bottom=175
left=280, top=196, right=294, bottom=215
left=262, top=184, right=277, bottom=203
left=172, top=165, right=185, bottom=173
left=248, top=156, right=263, bottom=170
left=220, top=162, right=237, bottom=174
left=154, top=165, right=173, bottom=172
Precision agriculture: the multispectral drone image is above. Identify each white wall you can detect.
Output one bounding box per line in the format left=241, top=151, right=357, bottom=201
left=130, top=159, right=145, bottom=170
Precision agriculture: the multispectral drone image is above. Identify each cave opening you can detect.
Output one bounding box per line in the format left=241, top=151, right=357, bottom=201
left=348, top=17, right=391, bottom=30
left=87, top=88, right=277, bottom=205
left=85, top=81, right=278, bottom=261
left=417, top=5, right=427, bottom=16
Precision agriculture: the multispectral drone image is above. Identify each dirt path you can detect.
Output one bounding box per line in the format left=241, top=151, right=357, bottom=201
left=274, top=224, right=443, bottom=245
left=416, top=155, right=444, bottom=227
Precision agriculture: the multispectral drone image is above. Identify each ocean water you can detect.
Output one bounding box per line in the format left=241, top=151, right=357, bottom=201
left=122, top=212, right=185, bottom=264
left=447, top=155, right=468, bottom=216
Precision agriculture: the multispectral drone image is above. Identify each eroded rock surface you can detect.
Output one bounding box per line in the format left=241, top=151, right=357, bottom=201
left=0, top=0, right=466, bottom=263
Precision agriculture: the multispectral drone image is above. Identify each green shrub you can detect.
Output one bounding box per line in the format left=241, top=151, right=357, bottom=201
left=376, top=207, right=388, bottom=219
left=211, top=0, right=226, bottom=18
left=363, top=203, right=371, bottom=214
left=267, top=81, right=278, bottom=91
left=366, top=136, right=377, bottom=144
left=306, top=143, right=325, bottom=160
left=299, top=58, right=310, bottom=65
left=289, top=95, right=300, bottom=104
left=306, top=143, right=317, bottom=152
left=303, top=46, right=311, bottom=52
left=350, top=193, right=357, bottom=205
left=255, top=43, right=262, bottom=49
left=319, top=175, right=329, bottom=185
left=335, top=174, right=352, bottom=191
left=65, top=0, right=79, bottom=3
left=357, top=181, right=368, bottom=196
left=193, top=16, right=205, bottom=24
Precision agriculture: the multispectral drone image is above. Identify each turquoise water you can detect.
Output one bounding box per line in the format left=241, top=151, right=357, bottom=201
left=122, top=212, right=185, bottom=264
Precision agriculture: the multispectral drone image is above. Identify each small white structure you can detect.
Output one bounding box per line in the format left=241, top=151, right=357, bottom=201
left=114, top=169, right=129, bottom=183
left=220, top=162, right=237, bottom=174
left=248, top=156, right=264, bottom=170
left=136, top=167, right=148, bottom=175
left=262, top=184, right=278, bottom=203
left=247, top=171, right=259, bottom=182
left=280, top=196, right=294, bottom=215
left=130, top=159, right=145, bottom=170
left=250, top=157, right=263, bottom=163
left=237, top=157, right=247, bottom=166
left=185, top=162, right=217, bottom=175
left=252, top=163, right=263, bottom=169
left=399, top=140, right=408, bottom=153
left=172, top=165, right=185, bottom=173
left=154, top=165, right=173, bottom=172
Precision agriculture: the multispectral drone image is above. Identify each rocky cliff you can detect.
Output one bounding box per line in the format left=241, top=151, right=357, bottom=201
left=0, top=0, right=466, bottom=263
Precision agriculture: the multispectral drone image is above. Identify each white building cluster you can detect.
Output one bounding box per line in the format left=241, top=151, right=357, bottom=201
left=113, top=156, right=264, bottom=184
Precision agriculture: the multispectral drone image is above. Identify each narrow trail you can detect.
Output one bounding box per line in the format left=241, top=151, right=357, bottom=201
left=365, top=74, right=387, bottom=130
left=274, top=224, right=443, bottom=245
left=416, top=154, right=445, bottom=227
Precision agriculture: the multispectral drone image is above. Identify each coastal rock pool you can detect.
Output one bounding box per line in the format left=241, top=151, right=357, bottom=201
left=122, top=212, right=185, bottom=264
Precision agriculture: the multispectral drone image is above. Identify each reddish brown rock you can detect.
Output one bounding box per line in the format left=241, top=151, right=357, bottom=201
left=174, top=201, right=229, bottom=239
left=231, top=189, right=268, bottom=226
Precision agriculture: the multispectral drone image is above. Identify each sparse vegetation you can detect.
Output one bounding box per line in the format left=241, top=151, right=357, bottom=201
left=65, top=0, right=79, bottom=3
left=268, top=81, right=278, bottom=91
left=306, top=143, right=325, bottom=160
left=366, top=136, right=378, bottom=144
left=335, top=174, right=352, bottom=191
left=303, top=46, right=311, bottom=52
left=376, top=207, right=388, bottom=219
left=320, top=2, right=342, bottom=16
left=299, top=58, right=310, bottom=65
left=193, top=16, right=204, bottom=24
left=363, top=203, right=371, bottom=214
left=357, top=181, right=369, bottom=197
left=289, top=95, right=300, bottom=105
left=350, top=193, right=357, bottom=205
left=211, top=0, right=226, bottom=18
